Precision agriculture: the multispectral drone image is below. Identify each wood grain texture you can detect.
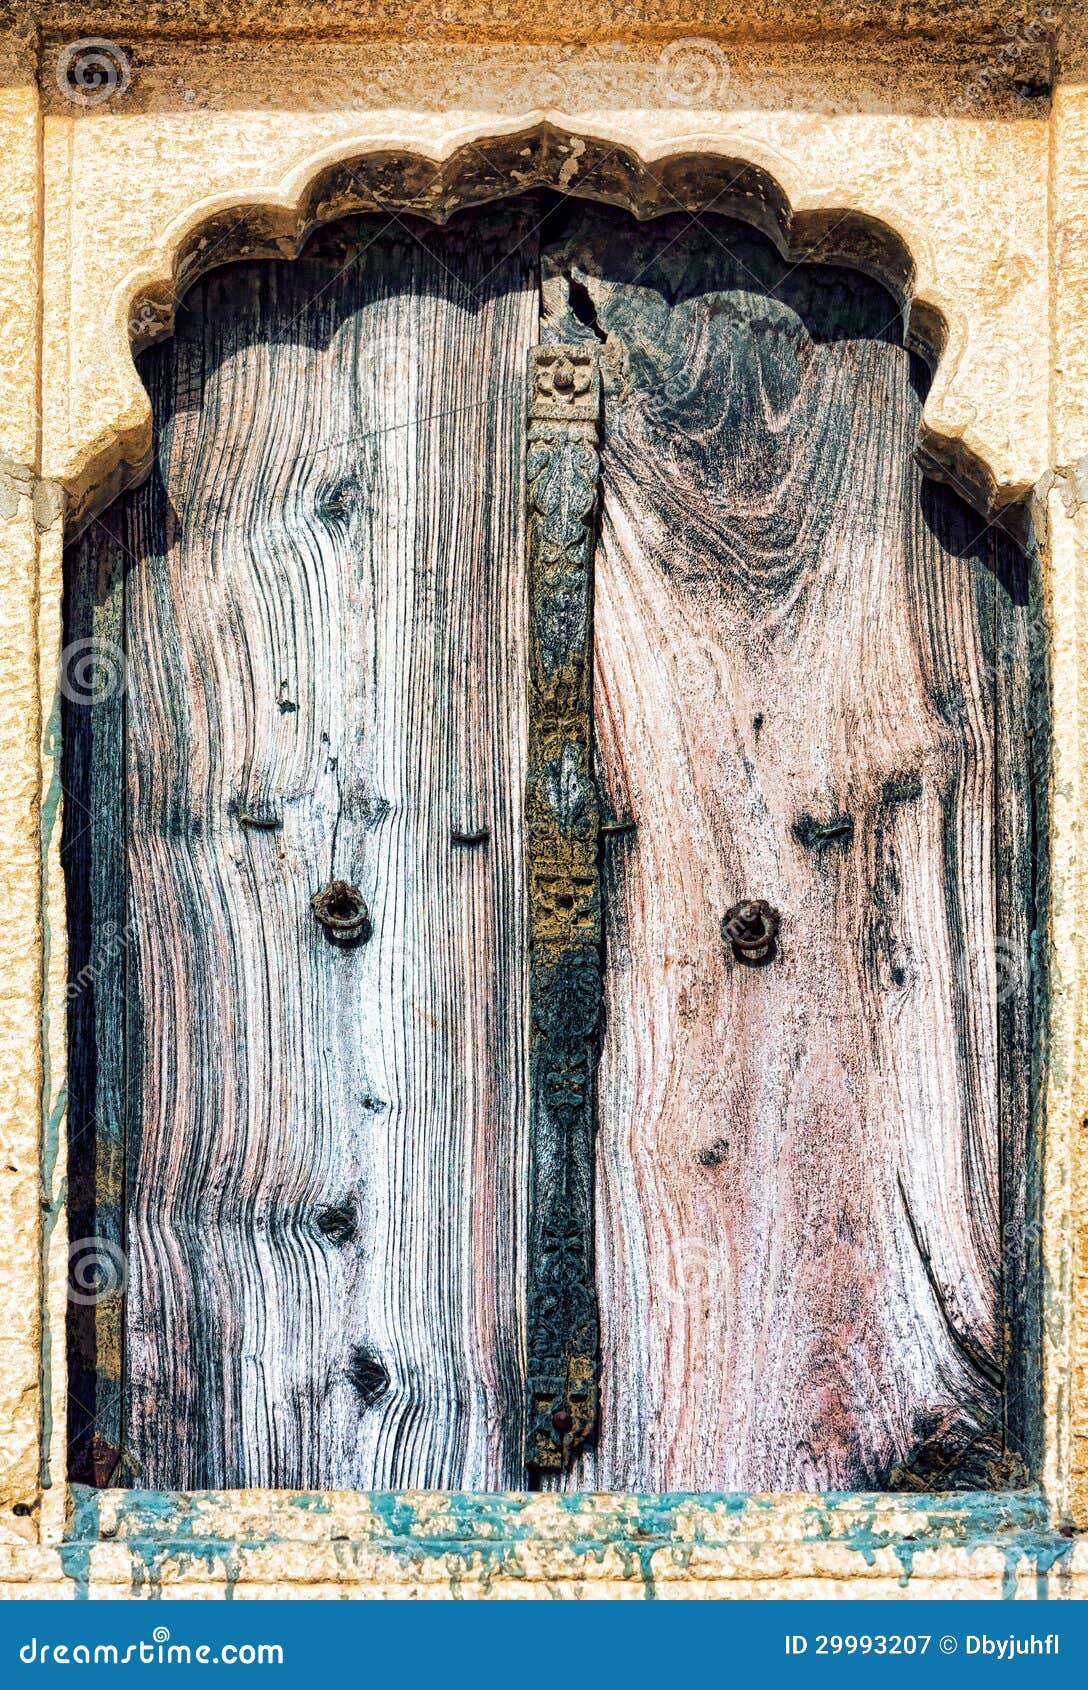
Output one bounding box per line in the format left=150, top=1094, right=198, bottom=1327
left=68, top=205, right=540, bottom=1490
left=541, top=204, right=1041, bottom=1492
left=63, top=520, right=128, bottom=1487
left=65, top=194, right=1041, bottom=1496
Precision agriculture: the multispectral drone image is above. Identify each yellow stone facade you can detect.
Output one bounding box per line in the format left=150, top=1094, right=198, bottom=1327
left=3, top=0, right=1088, bottom=1595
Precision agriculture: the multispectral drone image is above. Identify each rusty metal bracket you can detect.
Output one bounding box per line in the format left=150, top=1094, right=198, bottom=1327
left=524, top=344, right=602, bottom=1474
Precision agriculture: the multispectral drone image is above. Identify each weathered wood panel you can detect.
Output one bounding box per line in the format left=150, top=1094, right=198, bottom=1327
left=68, top=206, right=539, bottom=1490
left=541, top=205, right=1040, bottom=1491
left=66, top=194, right=1041, bottom=1496
left=992, top=516, right=1047, bottom=1479
left=63, top=520, right=128, bottom=1487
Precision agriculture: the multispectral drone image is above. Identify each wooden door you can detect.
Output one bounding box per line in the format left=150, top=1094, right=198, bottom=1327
left=65, top=195, right=1040, bottom=1495
left=541, top=203, right=1041, bottom=1493
left=66, top=206, right=539, bottom=1490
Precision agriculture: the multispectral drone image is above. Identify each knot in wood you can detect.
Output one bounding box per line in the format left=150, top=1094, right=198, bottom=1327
left=722, top=899, right=781, bottom=961
left=311, top=880, right=371, bottom=942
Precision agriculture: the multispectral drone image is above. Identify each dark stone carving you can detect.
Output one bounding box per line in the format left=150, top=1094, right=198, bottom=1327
left=525, top=343, right=602, bottom=1474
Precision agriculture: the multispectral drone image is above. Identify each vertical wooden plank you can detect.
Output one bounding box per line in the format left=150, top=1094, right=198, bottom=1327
left=990, top=519, right=1047, bottom=1477
left=62, top=517, right=128, bottom=1486
left=542, top=203, right=1036, bottom=1492
left=69, top=204, right=539, bottom=1490
left=524, top=345, right=602, bottom=1473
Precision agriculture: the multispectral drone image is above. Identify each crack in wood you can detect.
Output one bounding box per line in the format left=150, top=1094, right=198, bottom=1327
left=896, top=1173, right=1003, bottom=1394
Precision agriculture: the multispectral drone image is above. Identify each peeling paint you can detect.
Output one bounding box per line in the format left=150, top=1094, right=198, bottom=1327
left=39, top=1486, right=1081, bottom=1599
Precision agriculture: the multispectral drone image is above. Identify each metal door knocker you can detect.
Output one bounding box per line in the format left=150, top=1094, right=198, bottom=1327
left=723, top=900, right=780, bottom=962
left=311, top=880, right=371, bottom=943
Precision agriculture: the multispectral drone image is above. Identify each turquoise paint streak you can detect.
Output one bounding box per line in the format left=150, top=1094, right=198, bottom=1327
left=64, top=1487, right=1076, bottom=1599
left=69, top=1488, right=248, bottom=1598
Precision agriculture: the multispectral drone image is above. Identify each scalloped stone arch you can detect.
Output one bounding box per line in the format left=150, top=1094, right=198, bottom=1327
left=70, top=121, right=1024, bottom=538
